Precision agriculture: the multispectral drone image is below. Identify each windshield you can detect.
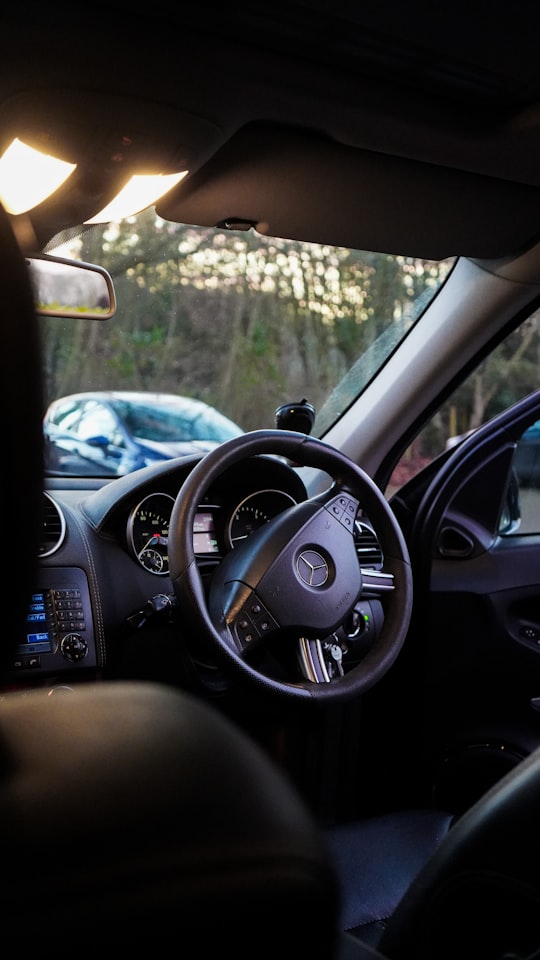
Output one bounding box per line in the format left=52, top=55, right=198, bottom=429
left=41, top=212, right=455, bottom=477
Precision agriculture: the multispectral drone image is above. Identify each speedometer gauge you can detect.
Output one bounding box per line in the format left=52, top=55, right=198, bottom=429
left=228, top=489, right=297, bottom=548
left=127, top=493, right=174, bottom=575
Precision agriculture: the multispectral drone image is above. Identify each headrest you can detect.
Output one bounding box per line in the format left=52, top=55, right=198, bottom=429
left=0, top=681, right=340, bottom=955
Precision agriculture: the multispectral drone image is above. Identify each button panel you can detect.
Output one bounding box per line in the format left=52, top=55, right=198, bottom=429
left=326, top=493, right=359, bottom=532
left=11, top=568, right=97, bottom=679
left=231, top=591, right=279, bottom=651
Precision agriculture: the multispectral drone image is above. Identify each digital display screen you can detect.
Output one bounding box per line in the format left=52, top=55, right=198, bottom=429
left=193, top=510, right=219, bottom=554
left=19, top=591, right=53, bottom=653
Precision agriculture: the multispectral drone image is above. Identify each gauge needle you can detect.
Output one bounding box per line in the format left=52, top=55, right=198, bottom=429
left=138, top=533, right=167, bottom=557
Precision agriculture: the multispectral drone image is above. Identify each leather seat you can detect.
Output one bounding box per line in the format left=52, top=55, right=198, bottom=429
left=327, top=746, right=540, bottom=960
left=326, top=809, right=455, bottom=946
left=0, top=682, right=341, bottom=955
left=376, top=746, right=540, bottom=960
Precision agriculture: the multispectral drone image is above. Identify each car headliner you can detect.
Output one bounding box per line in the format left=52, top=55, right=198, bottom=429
left=2, top=1, right=540, bottom=260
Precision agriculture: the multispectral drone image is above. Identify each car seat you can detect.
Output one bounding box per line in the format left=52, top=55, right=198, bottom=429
left=325, top=808, right=455, bottom=946
left=379, top=744, right=540, bottom=960
left=328, top=738, right=540, bottom=960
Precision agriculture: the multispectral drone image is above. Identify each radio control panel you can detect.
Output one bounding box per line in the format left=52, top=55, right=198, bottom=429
left=11, top=568, right=97, bottom=682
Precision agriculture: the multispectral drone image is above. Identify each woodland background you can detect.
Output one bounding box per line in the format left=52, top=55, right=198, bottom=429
left=42, top=209, right=540, bottom=464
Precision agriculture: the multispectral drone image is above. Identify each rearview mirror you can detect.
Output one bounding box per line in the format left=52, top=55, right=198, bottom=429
left=27, top=254, right=116, bottom=320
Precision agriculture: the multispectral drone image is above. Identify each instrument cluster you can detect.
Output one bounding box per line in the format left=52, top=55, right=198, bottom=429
left=127, top=487, right=299, bottom=575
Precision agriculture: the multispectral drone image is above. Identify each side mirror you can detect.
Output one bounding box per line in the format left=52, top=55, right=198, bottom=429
left=27, top=254, right=116, bottom=319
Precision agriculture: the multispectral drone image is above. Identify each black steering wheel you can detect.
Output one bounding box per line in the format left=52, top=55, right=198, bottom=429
left=169, top=430, right=413, bottom=703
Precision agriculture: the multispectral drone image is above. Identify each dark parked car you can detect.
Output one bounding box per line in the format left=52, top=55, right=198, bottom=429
left=514, top=419, right=540, bottom=488
left=2, top=2, right=540, bottom=957
left=43, top=391, right=244, bottom=475
left=448, top=418, right=540, bottom=489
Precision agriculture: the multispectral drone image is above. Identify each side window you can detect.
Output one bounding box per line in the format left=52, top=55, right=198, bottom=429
left=509, top=421, right=540, bottom=535
left=387, top=307, right=540, bottom=535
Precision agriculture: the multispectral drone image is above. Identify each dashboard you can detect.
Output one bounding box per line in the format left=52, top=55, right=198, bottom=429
left=11, top=453, right=313, bottom=689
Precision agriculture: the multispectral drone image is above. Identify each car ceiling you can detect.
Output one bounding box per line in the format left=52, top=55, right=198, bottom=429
left=2, top=1, right=540, bottom=259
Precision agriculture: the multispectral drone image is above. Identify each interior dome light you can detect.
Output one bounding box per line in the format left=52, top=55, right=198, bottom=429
left=0, top=138, right=76, bottom=214
left=85, top=171, right=188, bottom=224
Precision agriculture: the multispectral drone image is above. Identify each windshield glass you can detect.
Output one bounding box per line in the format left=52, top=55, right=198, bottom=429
left=41, top=212, right=455, bottom=477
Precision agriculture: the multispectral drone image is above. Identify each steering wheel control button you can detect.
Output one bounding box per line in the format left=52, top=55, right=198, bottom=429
left=327, top=493, right=359, bottom=531
left=232, top=594, right=278, bottom=650
left=235, top=621, right=256, bottom=647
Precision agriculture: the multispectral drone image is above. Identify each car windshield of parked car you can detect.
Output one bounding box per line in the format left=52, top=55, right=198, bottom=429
left=40, top=212, right=456, bottom=478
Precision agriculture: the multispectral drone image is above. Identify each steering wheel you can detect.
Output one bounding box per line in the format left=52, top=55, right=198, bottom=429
left=168, top=430, right=413, bottom=703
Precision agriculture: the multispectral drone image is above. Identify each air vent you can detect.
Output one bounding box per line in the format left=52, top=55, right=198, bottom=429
left=354, top=520, right=383, bottom=569
left=39, top=492, right=66, bottom=557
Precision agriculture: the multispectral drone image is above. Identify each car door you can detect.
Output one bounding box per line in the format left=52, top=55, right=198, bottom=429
left=378, top=390, right=540, bottom=817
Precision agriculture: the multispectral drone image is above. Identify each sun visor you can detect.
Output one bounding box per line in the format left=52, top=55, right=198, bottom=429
left=157, top=123, right=540, bottom=260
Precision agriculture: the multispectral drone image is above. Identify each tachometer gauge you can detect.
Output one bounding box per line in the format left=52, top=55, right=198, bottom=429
left=127, top=493, right=174, bottom=575
left=228, top=489, right=297, bottom=548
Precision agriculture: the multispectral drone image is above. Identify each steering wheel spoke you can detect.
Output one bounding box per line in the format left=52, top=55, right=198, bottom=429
left=298, top=637, right=345, bottom=683
left=360, top=568, right=395, bottom=597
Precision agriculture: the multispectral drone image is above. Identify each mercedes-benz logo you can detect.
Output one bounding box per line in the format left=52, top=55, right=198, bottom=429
left=296, top=550, right=329, bottom=587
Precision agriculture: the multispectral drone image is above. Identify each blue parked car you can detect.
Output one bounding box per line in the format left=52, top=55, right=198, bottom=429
left=43, top=391, right=244, bottom=476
